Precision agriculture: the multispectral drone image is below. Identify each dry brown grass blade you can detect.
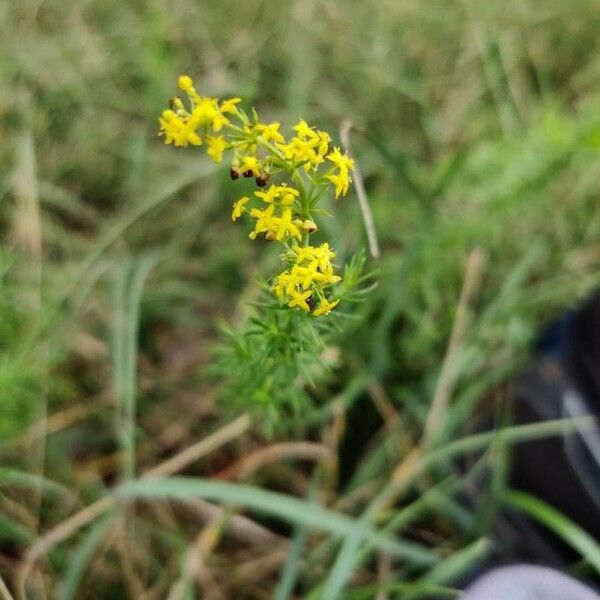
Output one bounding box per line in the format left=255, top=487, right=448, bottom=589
left=143, top=414, right=251, bottom=479
left=234, top=547, right=290, bottom=582
left=16, top=414, right=251, bottom=598
left=423, top=247, right=486, bottom=445
left=366, top=378, right=400, bottom=429
left=169, top=511, right=230, bottom=600
left=184, top=498, right=283, bottom=546
left=0, top=574, right=15, bottom=600
left=11, top=130, right=46, bottom=530
left=370, top=248, right=485, bottom=517
left=12, top=132, right=42, bottom=260
left=114, top=524, right=147, bottom=600
left=6, top=395, right=109, bottom=452
left=320, top=398, right=346, bottom=504
left=375, top=550, right=392, bottom=600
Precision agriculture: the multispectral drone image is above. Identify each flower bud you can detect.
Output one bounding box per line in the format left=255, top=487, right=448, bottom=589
left=264, top=230, right=276, bottom=241
left=169, top=97, right=185, bottom=112
left=302, top=219, right=318, bottom=233
left=255, top=173, right=269, bottom=187
left=178, top=75, right=194, bottom=92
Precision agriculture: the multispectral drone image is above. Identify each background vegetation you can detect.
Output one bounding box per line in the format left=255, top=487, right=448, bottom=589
left=1, top=0, right=599, bottom=598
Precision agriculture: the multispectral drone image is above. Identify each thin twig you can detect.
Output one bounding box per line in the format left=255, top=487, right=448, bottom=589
left=144, top=414, right=250, bottom=479
left=340, top=119, right=380, bottom=259
left=215, top=442, right=331, bottom=480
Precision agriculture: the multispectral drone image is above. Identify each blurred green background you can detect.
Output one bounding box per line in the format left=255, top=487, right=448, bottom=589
left=1, top=0, right=599, bottom=598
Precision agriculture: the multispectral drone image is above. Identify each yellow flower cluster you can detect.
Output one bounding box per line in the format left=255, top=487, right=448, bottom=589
left=159, top=75, right=355, bottom=316
left=158, top=76, right=240, bottom=153
left=277, top=119, right=332, bottom=172
left=274, top=245, right=341, bottom=315
left=327, top=147, right=355, bottom=198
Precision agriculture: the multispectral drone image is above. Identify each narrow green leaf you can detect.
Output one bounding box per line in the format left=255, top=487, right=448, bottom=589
left=405, top=538, right=491, bottom=600
left=503, top=489, right=600, bottom=574
left=274, top=525, right=307, bottom=600
left=346, top=582, right=460, bottom=600
left=0, top=468, right=78, bottom=505
left=58, top=515, right=112, bottom=600
left=116, top=477, right=437, bottom=565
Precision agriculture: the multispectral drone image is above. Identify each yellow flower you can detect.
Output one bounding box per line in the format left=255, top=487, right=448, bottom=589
left=312, top=266, right=341, bottom=285
left=327, top=146, right=354, bottom=172
left=293, top=119, right=316, bottom=140
left=290, top=264, right=317, bottom=289
left=294, top=243, right=335, bottom=271
left=206, top=135, right=226, bottom=163
left=255, top=184, right=299, bottom=205
left=158, top=110, right=178, bottom=144
left=160, top=78, right=352, bottom=312
left=277, top=124, right=330, bottom=172
left=278, top=185, right=299, bottom=205
left=249, top=204, right=276, bottom=239
left=288, top=289, right=312, bottom=311
left=239, top=155, right=261, bottom=177
left=317, top=130, right=331, bottom=156
left=191, top=98, right=217, bottom=124
left=273, top=242, right=342, bottom=312
left=313, top=298, right=339, bottom=316
left=231, top=196, right=249, bottom=221
left=273, top=208, right=302, bottom=241
left=327, top=172, right=350, bottom=198
left=254, top=186, right=279, bottom=203
left=220, top=97, right=242, bottom=114
left=326, top=147, right=354, bottom=197
left=158, top=110, right=202, bottom=147
left=278, top=138, right=319, bottom=170
left=211, top=110, right=229, bottom=132
left=256, top=122, right=285, bottom=144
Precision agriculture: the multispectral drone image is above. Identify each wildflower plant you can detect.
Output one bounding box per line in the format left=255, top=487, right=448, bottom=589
left=159, top=75, right=369, bottom=429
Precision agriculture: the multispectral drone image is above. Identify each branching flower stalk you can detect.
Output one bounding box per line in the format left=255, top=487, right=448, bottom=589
left=158, top=76, right=371, bottom=429
left=159, top=75, right=354, bottom=317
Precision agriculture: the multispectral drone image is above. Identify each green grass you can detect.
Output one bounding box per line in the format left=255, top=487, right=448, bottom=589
left=1, top=0, right=600, bottom=597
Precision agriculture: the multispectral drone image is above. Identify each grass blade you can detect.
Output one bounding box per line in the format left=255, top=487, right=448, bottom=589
left=58, top=515, right=112, bottom=600
left=404, top=538, right=491, bottom=600
left=117, top=477, right=437, bottom=565
left=274, top=525, right=306, bottom=600
left=112, top=257, right=154, bottom=481
left=503, top=489, right=600, bottom=574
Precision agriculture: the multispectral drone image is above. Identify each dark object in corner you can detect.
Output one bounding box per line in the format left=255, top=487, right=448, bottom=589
left=503, top=289, right=600, bottom=566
